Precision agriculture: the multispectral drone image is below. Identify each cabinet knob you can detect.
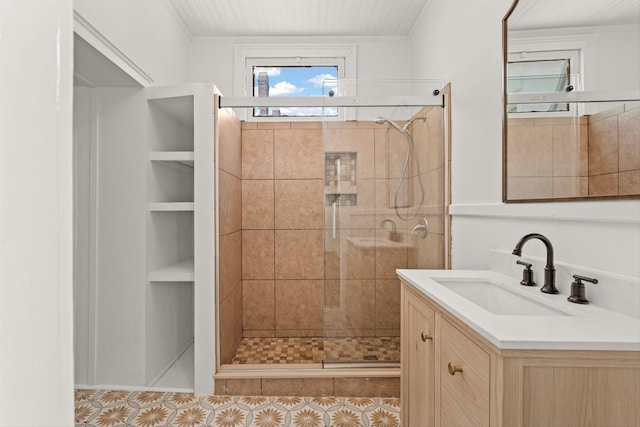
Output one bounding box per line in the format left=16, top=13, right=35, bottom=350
left=447, top=362, right=463, bottom=376
left=420, top=332, right=433, bottom=342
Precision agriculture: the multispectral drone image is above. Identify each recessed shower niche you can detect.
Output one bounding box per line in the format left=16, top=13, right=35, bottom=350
left=325, top=152, right=358, bottom=206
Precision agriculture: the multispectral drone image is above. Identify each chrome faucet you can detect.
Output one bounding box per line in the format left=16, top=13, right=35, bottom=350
left=379, top=219, right=401, bottom=242
left=512, top=233, right=558, bottom=294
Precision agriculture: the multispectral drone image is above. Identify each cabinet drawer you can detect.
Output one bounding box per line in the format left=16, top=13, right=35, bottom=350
left=439, top=318, right=490, bottom=427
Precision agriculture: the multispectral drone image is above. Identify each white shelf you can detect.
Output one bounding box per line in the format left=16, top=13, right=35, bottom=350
left=149, top=259, right=194, bottom=282
left=149, top=202, right=194, bottom=211
left=150, top=151, right=194, bottom=168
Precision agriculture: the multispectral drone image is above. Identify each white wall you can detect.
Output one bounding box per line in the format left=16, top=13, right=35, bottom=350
left=74, top=0, right=191, bottom=85
left=409, top=0, right=640, bottom=281
left=190, top=36, right=411, bottom=95
left=0, top=0, right=74, bottom=425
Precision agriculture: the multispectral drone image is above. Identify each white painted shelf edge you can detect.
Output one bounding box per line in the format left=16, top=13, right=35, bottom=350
left=149, top=202, right=194, bottom=211
left=150, top=151, right=194, bottom=168
left=148, top=259, right=195, bottom=282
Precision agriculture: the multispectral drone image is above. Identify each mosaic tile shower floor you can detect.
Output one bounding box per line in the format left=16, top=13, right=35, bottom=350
left=74, top=389, right=400, bottom=427
left=231, top=337, right=400, bottom=365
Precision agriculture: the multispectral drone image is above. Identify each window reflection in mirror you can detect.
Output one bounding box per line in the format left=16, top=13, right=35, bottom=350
left=503, top=0, right=640, bottom=202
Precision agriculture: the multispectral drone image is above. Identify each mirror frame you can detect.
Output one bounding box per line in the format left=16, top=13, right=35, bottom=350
left=502, top=0, right=640, bottom=203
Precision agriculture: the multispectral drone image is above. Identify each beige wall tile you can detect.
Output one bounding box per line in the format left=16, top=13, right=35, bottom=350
left=374, top=241, right=408, bottom=279
left=242, top=230, right=275, bottom=280
left=589, top=173, right=619, bottom=196
left=412, top=233, right=444, bottom=269
left=552, top=177, right=583, bottom=198
left=224, top=379, right=262, bottom=396
left=275, top=329, right=324, bottom=337
left=275, top=280, right=324, bottom=331
left=291, top=122, right=322, bottom=129
left=242, top=130, right=274, bottom=179
left=323, top=179, right=375, bottom=230
left=243, top=330, right=276, bottom=338
left=242, top=280, right=275, bottom=331
left=323, top=128, right=376, bottom=179
left=233, top=282, right=243, bottom=348
left=219, top=171, right=242, bottom=235
left=376, top=279, right=401, bottom=331
left=325, top=230, right=376, bottom=280
left=242, top=180, right=274, bottom=230
left=275, top=230, right=324, bottom=279
left=324, top=280, right=376, bottom=332
left=619, top=170, right=640, bottom=195
left=334, top=377, right=400, bottom=397
left=214, top=379, right=226, bottom=394
left=219, top=231, right=242, bottom=301
left=507, top=125, right=553, bottom=177
left=552, top=124, right=582, bottom=177
left=275, top=180, right=324, bottom=229
left=274, top=129, right=323, bottom=179
left=618, top=108, right=640, bottom=172
left=258, top=122, right=291, bottom=130
left=218, top=108, right=242, bottom=178
left=507, top=177, right=553, bottom=200
left=219, top=291, right=237, bottom=364
left=580, top=124, right=589, bottom=176
left=589, top=116, right=619, bottom=176
left=262, top=378, right=334, bottom=396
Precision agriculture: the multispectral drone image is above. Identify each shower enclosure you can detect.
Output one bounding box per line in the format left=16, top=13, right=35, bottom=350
left=216, top=80, right=450, bottom=372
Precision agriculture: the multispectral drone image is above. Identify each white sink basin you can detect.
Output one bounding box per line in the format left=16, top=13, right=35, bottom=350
left=434, top=278, right=568, bottom=316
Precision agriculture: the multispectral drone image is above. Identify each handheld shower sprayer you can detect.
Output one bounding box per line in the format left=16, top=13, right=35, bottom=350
left=374, top=116, right=425, bottom=135
left=374, top=115, right=427, bottom=221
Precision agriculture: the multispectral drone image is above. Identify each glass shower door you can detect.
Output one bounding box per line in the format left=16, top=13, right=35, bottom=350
left=321, top=104, right=445, bottom=367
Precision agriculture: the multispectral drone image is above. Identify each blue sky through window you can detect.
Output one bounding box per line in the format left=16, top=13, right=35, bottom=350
left=253, top=66, right=338, bottom=117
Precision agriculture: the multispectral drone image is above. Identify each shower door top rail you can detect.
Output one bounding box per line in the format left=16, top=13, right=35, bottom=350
left=219, top=95, right=444, bottom=108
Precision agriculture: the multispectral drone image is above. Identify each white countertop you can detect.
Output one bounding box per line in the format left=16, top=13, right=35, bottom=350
left=397, top=269, right=640, bottom=351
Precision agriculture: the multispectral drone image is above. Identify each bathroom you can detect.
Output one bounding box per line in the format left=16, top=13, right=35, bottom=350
left=1, top=0, right=638, bottom=425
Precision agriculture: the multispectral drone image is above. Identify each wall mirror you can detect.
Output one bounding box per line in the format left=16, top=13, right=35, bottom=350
left=503, top=0, right=640, bottom=202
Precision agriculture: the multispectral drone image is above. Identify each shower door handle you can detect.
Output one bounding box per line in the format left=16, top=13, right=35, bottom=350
left=332, top=200, right=337, bottom=239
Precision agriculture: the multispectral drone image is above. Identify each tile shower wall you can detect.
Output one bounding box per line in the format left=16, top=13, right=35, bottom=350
left=218, top=106, right=243, bottom=364
left=240, top=114, right=446, bottom=340
left=507, top=102, right=639, bottom=199
left=241, top=122, right=325, bottom=338
left=588, top=102, right=639, bottom=196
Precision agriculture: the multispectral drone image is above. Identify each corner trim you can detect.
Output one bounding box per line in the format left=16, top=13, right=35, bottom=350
left=73, top=11, right=154, bottom=87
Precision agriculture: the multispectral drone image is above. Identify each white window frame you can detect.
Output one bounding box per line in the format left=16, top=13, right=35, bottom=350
left=507, top=30, right=594, bottom=118
left=234, top=44, right=357, bottom=121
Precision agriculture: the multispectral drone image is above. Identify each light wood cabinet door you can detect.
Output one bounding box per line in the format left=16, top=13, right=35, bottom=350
left=402, top=288, right=436, bottom=427
left=439, top=318, right=490, bottom=427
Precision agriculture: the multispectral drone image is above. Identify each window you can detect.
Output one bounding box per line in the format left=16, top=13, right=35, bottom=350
left=251, top=65, right=339, bottom=117
left=235, top=45, right=356, bottom=121
left=507, top=49, right=580, bottom=115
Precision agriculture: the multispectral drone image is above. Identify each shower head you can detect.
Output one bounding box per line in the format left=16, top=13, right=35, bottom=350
left=374, top=116, right=404, bottom=134
left=375, top=116, right=426, bottom=135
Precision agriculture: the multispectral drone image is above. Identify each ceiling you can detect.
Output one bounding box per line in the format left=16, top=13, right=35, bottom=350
left=508, top=0, right=640, bottom=30
left=164, top=0, right=431, bottom=38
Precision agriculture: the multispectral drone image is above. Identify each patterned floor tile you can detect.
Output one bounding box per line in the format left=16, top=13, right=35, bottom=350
left=74, top=389, right=401, bottom=427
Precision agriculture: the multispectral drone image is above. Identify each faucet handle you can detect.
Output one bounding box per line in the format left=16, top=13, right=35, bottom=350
left=516, top=260, right=536, bottom=286
left=568, top=274, right=598, bottom=304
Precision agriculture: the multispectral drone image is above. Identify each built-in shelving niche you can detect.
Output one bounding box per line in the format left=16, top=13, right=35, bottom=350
left=145, top=92, right=196, bottom=390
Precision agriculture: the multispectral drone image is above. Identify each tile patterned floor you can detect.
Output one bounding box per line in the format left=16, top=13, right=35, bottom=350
left=231, top=337, right=400, bottom=365
left=74, top=389, right=401, bottom=427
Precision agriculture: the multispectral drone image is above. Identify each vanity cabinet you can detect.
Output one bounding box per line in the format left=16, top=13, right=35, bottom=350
left=401, top=286, right=435, bottom=426
left=400, top=280, right=640, bottom=427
